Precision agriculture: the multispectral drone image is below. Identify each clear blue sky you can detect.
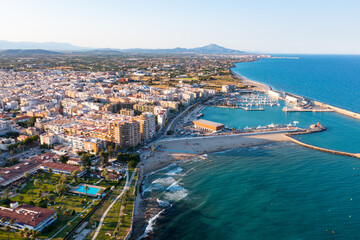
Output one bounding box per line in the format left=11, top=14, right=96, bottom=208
left=1, top=0, right=360, bottom=54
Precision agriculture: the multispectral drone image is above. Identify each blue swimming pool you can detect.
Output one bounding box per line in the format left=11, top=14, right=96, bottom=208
left=74, top=185, right=100, bottom=195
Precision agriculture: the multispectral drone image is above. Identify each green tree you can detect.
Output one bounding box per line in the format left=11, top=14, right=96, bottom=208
left=116, top=153, right=128, bottom=164
left=108, top=145, right=114, bottom=156
left=24, top=171, right=30, bottom=179
left=81, top=154, right=91, bottom=167
left=71, top=170, right=79, bottom=181
left=34, top=179, right=41, bottom=188
left=60, top=173, right=68, bottom=184
left=101, top=169, right=110, bottom=182
left=56, top=183, right=66, bottom=195
left=29, top=116, right=37, bottom=126
left=9, top=219, right=14, bottom=237
left=99, top=151, right=109, bottom=165
left=4, top=225, right=9, bottom=240
left=80, top=165, right=86, bottom=178
left=59, top=155, right=69, bottom=164
left=47, top=193, right=56, bottom=202
left=17, top=144, right=23, bottom=152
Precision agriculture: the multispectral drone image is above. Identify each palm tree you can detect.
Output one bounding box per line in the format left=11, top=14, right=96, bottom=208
left=80, top=165, right=86, bottom=179
left=71, top=170, right=79, bottom=182
left=34, top=179, right=41, bottom=188
left=9, top=219, right=14, bottom=236
left=84, top=185, right=89, bottom=196
left=22, top=227, right=29, bottom=238
left=4, top=225, right=9, bottom=240
left=9, top=219, right=14, bottom=227
left=17, top=144, right=22, bottom=152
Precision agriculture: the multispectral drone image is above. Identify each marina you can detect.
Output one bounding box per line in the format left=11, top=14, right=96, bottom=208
left=206, top=93, right=280, bottom=111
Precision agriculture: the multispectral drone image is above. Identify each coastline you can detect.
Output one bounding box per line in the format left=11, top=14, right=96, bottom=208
left=231, top=69, right=272, bottom=92
left=131, top=61, right=360, bottom=239
left=231, top=66, right=360, bottom=119
left=131, top=132, right=290, bottom=239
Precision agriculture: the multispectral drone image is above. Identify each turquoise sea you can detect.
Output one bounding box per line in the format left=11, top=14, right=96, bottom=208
left=142, top=55, right=360, bottom=240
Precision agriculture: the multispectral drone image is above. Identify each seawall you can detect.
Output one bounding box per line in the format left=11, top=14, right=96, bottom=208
left=314, top=101, right=360, bottom=120
left=285, top=135, right=360, bottom=159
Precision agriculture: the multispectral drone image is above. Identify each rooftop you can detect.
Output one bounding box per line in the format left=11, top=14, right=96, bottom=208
left=193, top=119, right=224, bottom=127
left=0, top=204, right=56, bottom=227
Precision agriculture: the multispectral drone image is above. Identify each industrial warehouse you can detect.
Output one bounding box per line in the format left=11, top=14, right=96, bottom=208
left=192, top=119, right=224, bottom=132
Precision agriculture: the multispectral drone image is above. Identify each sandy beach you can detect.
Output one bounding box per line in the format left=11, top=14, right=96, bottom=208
left=142, top=132, right=288, bottom=174
left=231, top=70, right=272, bottom=92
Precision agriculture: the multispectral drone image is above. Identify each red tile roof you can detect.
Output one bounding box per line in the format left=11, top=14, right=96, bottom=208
left=0, top=204, right=56, bottom=227
left=41, top=162, right=80, bottom=172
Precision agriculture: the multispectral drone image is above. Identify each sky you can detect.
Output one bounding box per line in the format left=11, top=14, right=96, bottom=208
left=1, top=0, right=360, bottom=54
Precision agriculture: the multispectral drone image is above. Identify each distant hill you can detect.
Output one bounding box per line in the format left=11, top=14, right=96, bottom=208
left=121, top=44, right=246, bottom=55
left=0, top=40, right=246, bottom=55
left=0, top=40, right=85, bottom=51
left=0, top=49, right=61, bottom=56
left=77, top=49, right=123, bottom=55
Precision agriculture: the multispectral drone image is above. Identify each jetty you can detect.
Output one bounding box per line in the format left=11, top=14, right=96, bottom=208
left=314, top=101, right=360, bottom=120
left=285, top=135, right=360, bottom=159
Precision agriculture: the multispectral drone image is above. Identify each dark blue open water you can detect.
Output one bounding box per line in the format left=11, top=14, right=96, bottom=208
left=234, top=55, right=360, bottom=113
left=143, top=55, right=360, bottom=240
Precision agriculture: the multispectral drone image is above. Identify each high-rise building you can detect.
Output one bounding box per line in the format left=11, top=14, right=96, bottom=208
left=108, top=120, right=140, bottom=148
left=135, top=112, right=156, bottom=142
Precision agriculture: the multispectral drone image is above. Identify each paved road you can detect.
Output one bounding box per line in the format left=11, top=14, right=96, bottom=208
left=91, top=168, right=136, bottom=240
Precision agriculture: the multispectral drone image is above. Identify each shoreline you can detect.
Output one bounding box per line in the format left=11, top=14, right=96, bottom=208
left=232, top=68, right=358, bottom=119
left=131, top=132, right=291, bottom=239
left=231, top=64, right=360, bottom=119
left=131, top=61, right=360, bottom=239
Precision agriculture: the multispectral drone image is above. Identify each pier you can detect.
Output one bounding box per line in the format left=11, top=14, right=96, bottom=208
left=285, top=135, right=360, bottom=159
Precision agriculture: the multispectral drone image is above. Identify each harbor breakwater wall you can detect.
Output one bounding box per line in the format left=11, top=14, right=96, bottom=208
left=314, top=101, right=360, bottom=120
left=285, top=135, right=360, bottom=159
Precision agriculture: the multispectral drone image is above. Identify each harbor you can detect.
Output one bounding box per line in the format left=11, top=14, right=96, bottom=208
left=206, top=92, right=280, bottom=111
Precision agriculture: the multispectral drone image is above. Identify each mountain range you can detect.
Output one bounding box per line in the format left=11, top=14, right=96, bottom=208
left=0, top=40, right=246, bottom=55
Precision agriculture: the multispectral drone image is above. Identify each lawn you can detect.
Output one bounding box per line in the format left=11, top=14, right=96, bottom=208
left=3, top=171, right=115, bottom=240
left=85, top=181, right=126, bottom=240
left=91, top=170, right=138, bottom=240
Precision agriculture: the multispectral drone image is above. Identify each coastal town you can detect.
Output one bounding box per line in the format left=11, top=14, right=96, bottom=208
left=0, top=50, right=357, bottom=239
left=1, top=1, right=359, bottom=239
left=0, top=53, right=275, bottom=239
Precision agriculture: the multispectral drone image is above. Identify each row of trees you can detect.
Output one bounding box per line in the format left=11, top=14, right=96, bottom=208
left=16, top=116, right=37, bottom=129
left=7, top=135, right=39, bottom=152
left=116, top=153, right=140, bottom=168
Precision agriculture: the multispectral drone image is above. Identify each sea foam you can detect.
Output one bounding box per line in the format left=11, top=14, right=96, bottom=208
left=166, top=167, right=183, bottom=175
left=138, top=209, right=165, bottom=240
